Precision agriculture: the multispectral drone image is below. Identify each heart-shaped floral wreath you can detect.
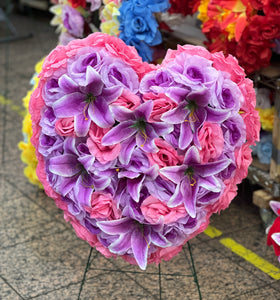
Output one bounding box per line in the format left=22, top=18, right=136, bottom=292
left=30, top=32, right=260, bottom=269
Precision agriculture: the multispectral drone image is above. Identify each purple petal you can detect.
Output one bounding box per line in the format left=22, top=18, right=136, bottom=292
left=161, top=103, right=187, bottom=124
left=100, top=85, right=123, bottom=103
left=199, top=176, right=223, bottom=193
left=58, top=74, right=79, bottom=93
left=109, top=233, right=132, bottom=254
left=89, top=99, right=115, bottom=128
left=179, top=123, right=193, bottom=150
left=119, top=136, right=137, bottom=165
left=187, top=87, right=210, bottom=107
left=102, top=121, right=136, bottom=145
left=74, top=176, right=93, bottom=206
left=181, top=177, right=198, bottom=218
left=206, top=106, right=230, bottom=123
left=58, top=176, right=78, bottom=196
left=127, top=175, right=145, bottom=202
left=80, top=66, right=104, bottom=95
left=49, top=154, right=80, bottom=177
left=134, top=100, right=153, bottom=121
left=131, top=227, right=149, bottom=270
left=135, top=128, right=158, bottom=153
left=110, top=105, right=134, bottom=122
left=150, top=231, right=171, bottom=247
left=168, top=184, right=184, bottom=207
left=92, top=175, right=111, bottom=191
left=151, top=122, right=174, bottom=136
left=97, top=217, right=133, bottom=235
left=74, top=113, right=91, bottom=137
left=53, top=92, right=85, bottom=118
left=194, top=159, right=230, bottom=177
left=160, top=166, right=185, bottom=184
left=183, top=146, right=201, bottom=165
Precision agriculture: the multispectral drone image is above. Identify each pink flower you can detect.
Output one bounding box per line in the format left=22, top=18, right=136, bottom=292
left=143, top=92, right=177, bottom=122
left=147, top=138, right=183, bottom=168
left=141, top=195, right=187, bottom=224
left=87, top=123, right=121, bottom=163
left=111, top=89, right=141, bottom=110
left=85, top=192, right=121, bottom=220
left=198, top=122, right=224, bottom=163
left=234, top=143, right=253, bottom=185
left=55, top=117, right=75, bottom=137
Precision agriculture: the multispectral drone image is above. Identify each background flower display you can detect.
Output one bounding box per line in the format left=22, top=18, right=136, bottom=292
left=197, top=0, right=280, bottom=74
left=29, top=32, right=259, bottom=269
left=50, top=0, right=101, bottom=45
left=18, top=58, right=45, bottom=189
left=267, top=201, right=280, bottom=263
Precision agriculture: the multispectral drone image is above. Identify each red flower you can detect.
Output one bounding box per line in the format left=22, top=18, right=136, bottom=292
left=68, top=0, right=86, bottom=8
left=267, top=216, right=280, bottom=257
left=263, top=0, right=280, bottom=17
left=168, top=0, right=200, bottom=16
left=248, top=15, right=280, bottom=41
left=250, top=0, right=265, bottom=10
left=236, top=23, right=274, bottom=74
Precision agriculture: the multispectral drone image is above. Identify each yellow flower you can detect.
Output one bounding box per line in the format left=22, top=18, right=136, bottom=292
left=18, top=57, right=45, bottom=189
left=198, top=0, right=210, bottom=24
left=256, top=107, right=275, bottom=132
left=100, top=1, right=121, bottom=36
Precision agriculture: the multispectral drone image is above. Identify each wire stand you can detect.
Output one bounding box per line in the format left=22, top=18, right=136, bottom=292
left=78, top=241, right=202, bottom=300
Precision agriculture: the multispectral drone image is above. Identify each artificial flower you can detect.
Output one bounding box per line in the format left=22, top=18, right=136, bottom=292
left=29, top=32, right=259, bottom=270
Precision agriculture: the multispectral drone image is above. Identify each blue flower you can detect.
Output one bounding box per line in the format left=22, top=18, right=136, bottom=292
left=131, top=0, right=170, bottom=13
left=118, top=1, right=163, bottom=61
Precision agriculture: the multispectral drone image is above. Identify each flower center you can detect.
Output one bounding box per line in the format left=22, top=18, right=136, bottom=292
left=83, top=93, right=96, bottom=121
left=184, top=166, right=196, bottom=186
left=131, top=119, right=148, bottom=147
left=184, top=100, right=197, bottom=123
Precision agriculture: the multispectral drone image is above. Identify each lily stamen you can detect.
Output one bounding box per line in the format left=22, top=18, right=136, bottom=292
left=184, top=108, right=197, bottom=123
left=140, top=130, right=148, bottom=147
left=83, top=102, right=89, bottom=121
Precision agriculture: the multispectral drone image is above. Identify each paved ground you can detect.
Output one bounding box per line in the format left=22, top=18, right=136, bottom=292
left=0, top=8, right=280, bottom=300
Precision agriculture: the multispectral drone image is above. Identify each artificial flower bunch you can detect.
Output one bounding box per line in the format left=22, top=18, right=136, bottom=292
left=18, top=58, right=45, bottom=188
left=100, top=0, right=171, bottom=62
left=267, top=201, right=280, bottom=263
left=168, top=0, right=201, bottom=16
left=30, top=32, right=259, bottom=269
left=50, top=0, right=101, bottom=45
left=197, top=0, right=280, bottom=74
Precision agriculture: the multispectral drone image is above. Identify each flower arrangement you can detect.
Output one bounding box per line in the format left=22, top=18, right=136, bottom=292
left=197, top=0, right=280, bottom=74
left=50, top=0, right=101, bottom=45
left=29, top=32, right=259, bottom=269
left=100, top=0, right=171, bottom=62
left=18, top=58, right=45, bottom=189
left=267, top=201, right=280, bottom=263
left=168, top=0, right=201, bottom=16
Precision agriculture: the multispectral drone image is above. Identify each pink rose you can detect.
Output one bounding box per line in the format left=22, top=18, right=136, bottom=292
left=141, top=195, right=187, bottom=224
left=111, top=89, right=141, bottom=110
left=55, top=117, right=75, bottom=137
left=143, top=93, right=177, bottom=122
left=234, top=143, right=253, bottom=185
left=87, top=123, right=121, bottom=163
left=147, top=138, right=183, bottom=168
left=85, top=192, right=121, bottom=220
left=198, top=122, right=224, bottom=163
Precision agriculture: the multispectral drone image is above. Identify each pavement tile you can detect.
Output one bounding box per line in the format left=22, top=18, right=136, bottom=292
left=0, top=230, right=91, bottom=299
left=0, top=278, right=23, bottom=300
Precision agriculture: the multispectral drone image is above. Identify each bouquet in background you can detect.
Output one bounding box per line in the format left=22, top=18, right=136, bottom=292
left=267, top=201, right=280, bottom=263
left=198, top=0, right=280, bottom=74
left=50, top=0, right=101, bottom=45
left=18, top=58, right=45, bottom=189
left=29, top=32, right=259, bottom=269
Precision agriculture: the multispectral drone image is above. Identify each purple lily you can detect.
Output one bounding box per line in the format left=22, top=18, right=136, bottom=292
left=102, top=101, right=173, bottom=164
left=97, top=217, right=171, bottom=270
left=160, top=146, right=229, bottom=218
left=48, top=137, right=112, bottom=206
left=161, top=88, right=230, bottom=150
left=52, top=66, right=122, bottom=136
